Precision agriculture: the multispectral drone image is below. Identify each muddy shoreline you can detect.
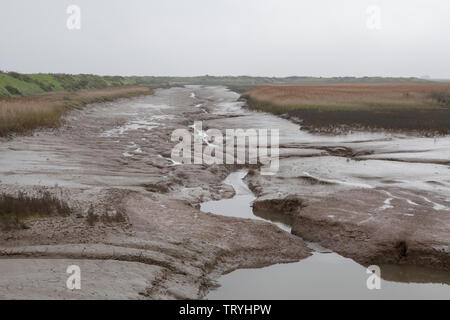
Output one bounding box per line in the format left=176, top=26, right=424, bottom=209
left=250, top=184, right=449, bottom=272
left=0, top=85, right=449, bottom=299
left=0, top=86, right=311, bottom=299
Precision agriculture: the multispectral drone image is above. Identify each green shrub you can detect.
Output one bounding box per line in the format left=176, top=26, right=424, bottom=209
left=51, top=74, right=80, bottom=91
left=8, top=72, right=33, bottom=83
left=34, top=80, right=55, bottom=92
left=4, top=85, right=22, bottom=96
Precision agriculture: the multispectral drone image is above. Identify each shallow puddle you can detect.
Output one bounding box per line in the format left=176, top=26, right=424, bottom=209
left=201, top=170, right=450, bottom=300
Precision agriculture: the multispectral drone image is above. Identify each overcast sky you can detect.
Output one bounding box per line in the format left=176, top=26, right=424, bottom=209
left=1, top=0, right=449, bottom=78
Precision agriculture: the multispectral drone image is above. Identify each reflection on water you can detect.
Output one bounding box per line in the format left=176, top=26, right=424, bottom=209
left=379, top=264, right=450, bottom=285
left=253, top=209, right=293, bottom=232
left=201, top=170, right=450, bottom=300
left=201, top=170, right=290, bottom=231
left=207, top=252, right=450, bottom=300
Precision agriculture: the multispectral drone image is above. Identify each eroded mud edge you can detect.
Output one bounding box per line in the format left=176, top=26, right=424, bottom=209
left=0, top=86, right=312, bottom=299
left=252, top=190, right=449, bottom=272
left=0, top=187, right=311, bottom=299
left=2, top=85, right=448, bottom=299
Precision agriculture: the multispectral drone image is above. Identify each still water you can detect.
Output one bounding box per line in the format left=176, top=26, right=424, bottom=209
left=201, top=170, right=450, bottom=300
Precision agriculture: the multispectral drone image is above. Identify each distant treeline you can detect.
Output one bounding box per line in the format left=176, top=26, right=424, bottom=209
left=0, top=70, right=431, bottom=98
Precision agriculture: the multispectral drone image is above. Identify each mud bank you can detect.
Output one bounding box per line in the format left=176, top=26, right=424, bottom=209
left=0, top=86, right=310, bottom=299
left=247, top=171, right=449, bottom=272
left=0, top=196, right=310, bottom=299
left=251, top=189, right=450, bottom=271
left=205, top=170, right=450, bottom=299
left=290, top=188, right=450, bottom=271
left=244, top=143, right=449, bottom=273
left=1, top=85, right=449, bottom=299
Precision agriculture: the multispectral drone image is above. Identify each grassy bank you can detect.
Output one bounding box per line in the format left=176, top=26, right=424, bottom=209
left=0, top=71, right=150, bottom=98
left=0, top=86, right=152, bottom=137
left=0, top=71, right=443, bottom=136
left=0, top=71, right=431, bottom=99
left=244, top=83, right=450, bottom=134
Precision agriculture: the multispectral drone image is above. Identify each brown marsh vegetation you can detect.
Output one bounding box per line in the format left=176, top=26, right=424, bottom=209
left=0, top=191, right=72, bottom=231
left=245, top=83, right=450, bottom=134
left=0, top=86, right=152, bottom=137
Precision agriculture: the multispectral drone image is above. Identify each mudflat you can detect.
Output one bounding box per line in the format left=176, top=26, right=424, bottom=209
left=0, top=86, right=311, bottom=299
left=0, top=85, right=449, bottom=299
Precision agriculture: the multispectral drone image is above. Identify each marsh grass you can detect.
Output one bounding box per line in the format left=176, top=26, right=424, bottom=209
left=0, top=86, right=152, bottom=136
left=0, top=191, right=72, bottom=231
left=430, top=91, right=450, bottom=106
left=245, top=83, right=450, bottom=134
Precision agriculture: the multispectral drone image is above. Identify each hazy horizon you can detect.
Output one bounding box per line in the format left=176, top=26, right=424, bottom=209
left=1, top=0, right=449, bottom=78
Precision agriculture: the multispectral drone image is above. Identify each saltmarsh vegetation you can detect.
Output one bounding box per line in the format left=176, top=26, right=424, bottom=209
left=244, top=83, right=450, bottom=134
left=0, top=71, right=445, bottom=136
left=0, top=70, right=154, bottom=136
left=0, top=191, right=72, bottom=231
left=0, top=86, right=152, bottom=136
left=0, top=192, right=126, bottom=230
left=0, top=71, right=431, bottom=99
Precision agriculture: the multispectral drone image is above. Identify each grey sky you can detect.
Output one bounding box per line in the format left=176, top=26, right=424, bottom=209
left=1, top=0, right=449, bottom=78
